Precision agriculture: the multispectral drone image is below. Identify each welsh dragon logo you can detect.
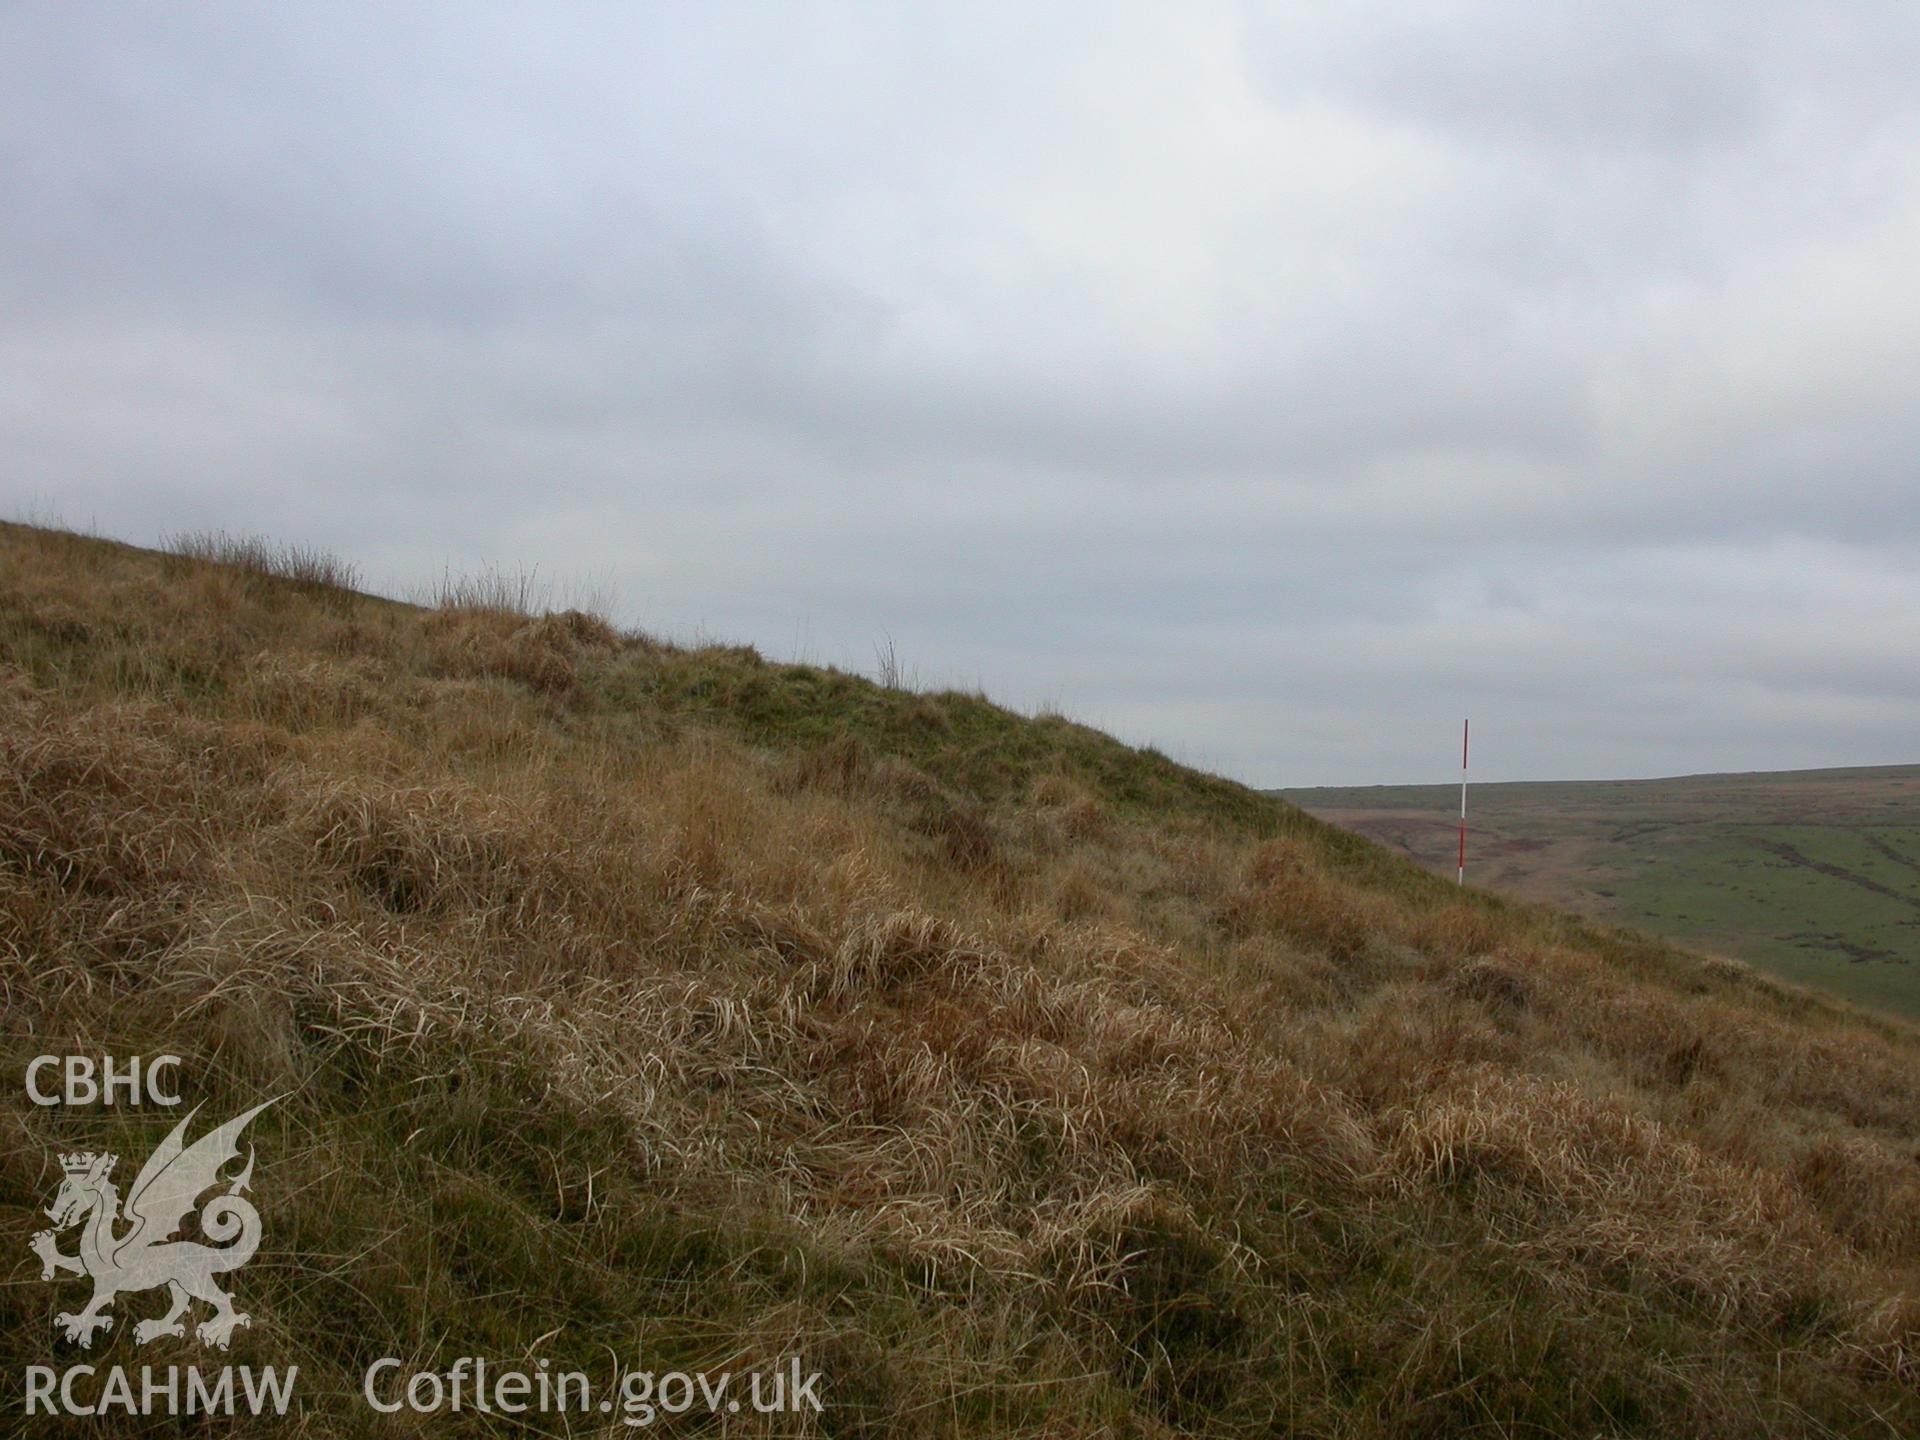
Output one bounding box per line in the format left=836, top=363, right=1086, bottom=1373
left=30, top=1099, right=277, bottom=1349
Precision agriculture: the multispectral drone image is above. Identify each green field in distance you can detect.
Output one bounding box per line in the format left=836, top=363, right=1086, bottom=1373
left=1277, top=764, right=1920, bottom=1019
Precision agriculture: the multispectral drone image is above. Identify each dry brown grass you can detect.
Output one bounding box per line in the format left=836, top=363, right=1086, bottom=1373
left=3, top=518, right=1918, bottom=1437
left=165, top=527, right=362, bottom=596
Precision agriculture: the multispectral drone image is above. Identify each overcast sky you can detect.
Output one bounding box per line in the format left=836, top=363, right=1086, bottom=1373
left=4, top=3, right=1917, bottom=785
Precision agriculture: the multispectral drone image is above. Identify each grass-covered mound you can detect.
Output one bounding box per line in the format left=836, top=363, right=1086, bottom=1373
left=2, top=520, right=1917, bottom=1437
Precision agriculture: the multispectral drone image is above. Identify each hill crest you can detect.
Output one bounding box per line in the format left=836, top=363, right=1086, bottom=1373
left=3, top=520, right=1917, bottom=1437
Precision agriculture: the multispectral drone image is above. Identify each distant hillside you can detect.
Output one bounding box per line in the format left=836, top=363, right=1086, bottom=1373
left=4, top=520, right=1919, bottom=1438
left=1278, top=767, right=1920, bottom=1019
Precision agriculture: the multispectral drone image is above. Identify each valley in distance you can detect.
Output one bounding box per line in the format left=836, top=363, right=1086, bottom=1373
left=1278, top=764, right=1920, bottom=1020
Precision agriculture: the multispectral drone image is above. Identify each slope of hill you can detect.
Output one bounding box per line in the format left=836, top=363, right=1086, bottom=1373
left=3, top=520, right=1918, bottom=1438
left=1279, top=770, right=1920, bottom=1021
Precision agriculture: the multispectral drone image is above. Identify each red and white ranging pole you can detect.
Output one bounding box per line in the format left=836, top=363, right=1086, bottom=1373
left=1457, top=718, right=1469, bottom=886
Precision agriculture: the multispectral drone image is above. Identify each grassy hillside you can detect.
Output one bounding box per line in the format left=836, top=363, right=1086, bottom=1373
left=1280, top=770, right=1920, bottom=1020
left=3, top=519, right=1918, bottom=1438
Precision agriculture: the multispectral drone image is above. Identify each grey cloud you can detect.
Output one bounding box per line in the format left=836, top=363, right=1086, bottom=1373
left=3, top=2, right=1918, bottom=783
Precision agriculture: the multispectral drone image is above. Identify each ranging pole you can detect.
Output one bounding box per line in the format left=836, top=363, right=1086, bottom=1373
left=1457, top=718, right=1469, bottom=886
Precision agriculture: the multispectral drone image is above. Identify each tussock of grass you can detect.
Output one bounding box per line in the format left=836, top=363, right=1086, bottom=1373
left=2, top=518, right=1918, bottom=1437
left=165, top=527, right=361, bottom=594
left=420, top=561, right=625, bottom=627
